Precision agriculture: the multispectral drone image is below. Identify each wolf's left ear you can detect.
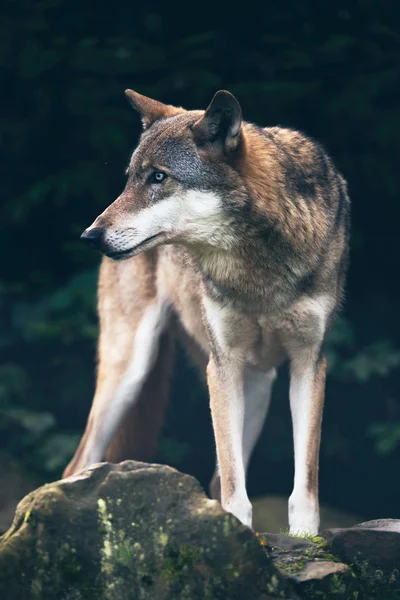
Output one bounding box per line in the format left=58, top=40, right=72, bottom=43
left=192, top=91, right=242, bottom=152
left=125, top=89, right=183, bottom=129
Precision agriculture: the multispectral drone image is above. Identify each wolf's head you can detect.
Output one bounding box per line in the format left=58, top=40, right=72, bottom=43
left=81, top=90, right=249, bottom=259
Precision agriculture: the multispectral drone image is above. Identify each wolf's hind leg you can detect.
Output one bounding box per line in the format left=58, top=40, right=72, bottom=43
left=63, top=298, right=169, bottom=477
left=209, top=368, right=276, bottom=501
left=105, top=327, right=173, bottom=463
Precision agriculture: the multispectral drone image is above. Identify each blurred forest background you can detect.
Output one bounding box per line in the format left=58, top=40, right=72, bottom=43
left=1, top=0, right=400, bottom=521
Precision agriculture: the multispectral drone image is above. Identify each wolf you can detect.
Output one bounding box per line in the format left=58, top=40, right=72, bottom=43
left=63, top=89, right=350, bottom=535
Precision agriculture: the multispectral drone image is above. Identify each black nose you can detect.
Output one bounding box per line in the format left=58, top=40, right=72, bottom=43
left=80, top=227, right=104, bottom=249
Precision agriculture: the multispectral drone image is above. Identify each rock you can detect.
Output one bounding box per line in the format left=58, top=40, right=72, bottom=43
left=252, top=495, right=363, bottom=534
left=323, top=519, right=400, bottom=594
left=258, top=533, right=360, bottom=599
left=0, top=461, right=294, bottom=600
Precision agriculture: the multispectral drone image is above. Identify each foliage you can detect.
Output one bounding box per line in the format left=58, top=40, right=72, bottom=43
left=368, top=421, right=400, bottom=456
left=0, top=0, right=400, bottom=519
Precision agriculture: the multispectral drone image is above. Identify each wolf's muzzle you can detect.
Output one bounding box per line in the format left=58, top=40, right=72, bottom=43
left=80, top=227, right=104, bottom=250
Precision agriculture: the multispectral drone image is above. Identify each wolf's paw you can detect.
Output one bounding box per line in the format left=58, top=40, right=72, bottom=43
left=223, top=496, right=253, bottom=529
left=288, top=491, right=319, bottom=536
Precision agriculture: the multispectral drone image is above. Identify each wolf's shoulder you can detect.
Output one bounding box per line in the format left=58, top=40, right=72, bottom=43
left=259, top=125, right=329, bottom=162
left=248, top=124, right=347, bottom=199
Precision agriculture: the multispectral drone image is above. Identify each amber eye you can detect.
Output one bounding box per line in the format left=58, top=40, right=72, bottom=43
left=149, top=171, right=167, bottom=184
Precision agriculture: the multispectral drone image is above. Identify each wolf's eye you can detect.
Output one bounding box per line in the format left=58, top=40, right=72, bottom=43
left=149, top=171, right=167, bottom=184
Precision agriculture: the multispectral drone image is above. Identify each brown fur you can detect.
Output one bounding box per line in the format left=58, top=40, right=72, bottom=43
left=105, top=329, right=173, bottom=463
left=63, top=252, right=169, bottom=477
left=306, top=355, right=327, bottom=494
left=206, top=354, right=246, bottom=502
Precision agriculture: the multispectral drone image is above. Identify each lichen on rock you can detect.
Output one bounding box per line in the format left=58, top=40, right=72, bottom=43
left=0, top=461, right=290, bottom=600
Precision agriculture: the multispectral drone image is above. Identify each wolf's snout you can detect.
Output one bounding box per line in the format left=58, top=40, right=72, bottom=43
left=80, top=227, right=104, bottom=249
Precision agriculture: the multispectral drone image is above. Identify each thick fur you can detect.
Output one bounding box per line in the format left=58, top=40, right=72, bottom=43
left=63, top=90, right=350, bottom=534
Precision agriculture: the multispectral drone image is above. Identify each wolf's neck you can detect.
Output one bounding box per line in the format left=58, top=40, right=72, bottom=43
left=196, top=245, right=247, bottom=285
left=191, top=244, right=290, bottom=313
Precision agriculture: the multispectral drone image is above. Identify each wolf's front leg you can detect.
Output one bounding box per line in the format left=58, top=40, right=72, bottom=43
left=207, top=354, right=252, bottom=528
left=209, top=368, right=276, bottom=501
left=288, top=352, right=326, bottom=536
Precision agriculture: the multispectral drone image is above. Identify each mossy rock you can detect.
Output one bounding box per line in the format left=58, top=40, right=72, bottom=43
left=323, top=520, right=400, bottom=598
left=0, top=461, right=292, bottom=600
left=259, top=533, right=360, bottom=600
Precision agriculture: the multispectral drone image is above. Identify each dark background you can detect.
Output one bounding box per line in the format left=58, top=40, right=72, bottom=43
left=1, top=0, right=400, bottom=521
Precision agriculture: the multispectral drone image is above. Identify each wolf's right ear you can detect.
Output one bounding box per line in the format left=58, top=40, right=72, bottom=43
left=192, top=91, right=242, bottom=152
left=125, top=90, right=183, bottom=129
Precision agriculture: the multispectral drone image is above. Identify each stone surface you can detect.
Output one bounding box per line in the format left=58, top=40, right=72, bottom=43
left=323, top=519, right=400, bottom=595
left=0, top=461, right=293, bottom=600
left=252, top=495, right=363, bottom=534
left=258, top=533, right=360, bottom=600
left=323, top=519, right=400, bottom=573
left=2, top=460, right=400, bottom=599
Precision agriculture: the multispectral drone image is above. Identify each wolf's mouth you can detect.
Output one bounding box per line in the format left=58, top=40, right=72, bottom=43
left=105, top=233, right=163, bottom=260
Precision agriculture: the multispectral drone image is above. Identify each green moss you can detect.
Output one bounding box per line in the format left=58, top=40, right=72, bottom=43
left=281, top=530, right=328, bottom=546
left=30, top=577, right=42, bottom=599
left=22, top=528, right=105, bottom=600
left=113, top=539, right=137, bottom=567
left=275, top=540, right=341, bottom=576
left=59, top=554, right=81, bottom=578
left=159, top=532, right=169, bottom=547
left=266, top=573, right=281, bottom=595
left=277, top=553, right=313, bottom=575
left=311, top=535, right=328, bottom=548
left=97, top=497, right=117, bottom=576
left=161, top=545, right=203, bottom=584
left=329, top=573, right=346, bottom=595
left=350, top=560, right=400, bottom=599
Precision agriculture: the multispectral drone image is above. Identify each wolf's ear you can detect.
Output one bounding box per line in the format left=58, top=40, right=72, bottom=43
left=125, top=89, right=183, bottom=129
left=192, top=91, right=242, bottom=151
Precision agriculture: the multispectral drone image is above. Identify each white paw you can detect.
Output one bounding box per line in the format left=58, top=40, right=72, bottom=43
left=288, top=492, right=319, bottom=536
left=223, top=496, right=253, bottom=529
